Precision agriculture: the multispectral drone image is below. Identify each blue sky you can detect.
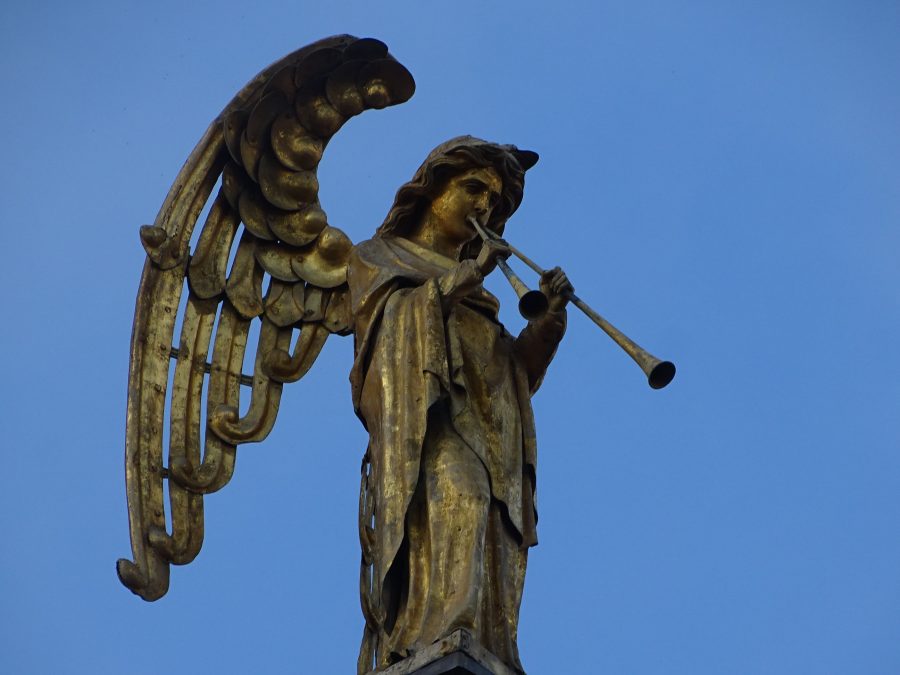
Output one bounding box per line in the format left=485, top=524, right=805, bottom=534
left=2, top=1, right=899, bottom=673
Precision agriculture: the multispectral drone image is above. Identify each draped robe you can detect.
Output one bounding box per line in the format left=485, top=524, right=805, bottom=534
left=348, top=235, right=565, bottom=673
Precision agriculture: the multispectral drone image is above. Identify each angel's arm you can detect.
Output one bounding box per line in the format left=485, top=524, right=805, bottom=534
left=437, top=238, right=511, bottom=313
left=436, top=259, right=483, bottom=313
left=514, top=267, right=572, bottom=392
left=514, top=310, right=566, bottom=392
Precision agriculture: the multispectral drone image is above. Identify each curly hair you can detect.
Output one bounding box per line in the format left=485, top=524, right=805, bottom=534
left=376, top=137, right=537, bottom=258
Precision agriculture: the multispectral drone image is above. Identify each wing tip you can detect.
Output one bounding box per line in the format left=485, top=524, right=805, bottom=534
left=116, top=558, right=168, bottom=602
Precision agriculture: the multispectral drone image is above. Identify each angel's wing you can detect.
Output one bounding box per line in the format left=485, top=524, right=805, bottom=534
left=117, top=35, right=415, bottom=601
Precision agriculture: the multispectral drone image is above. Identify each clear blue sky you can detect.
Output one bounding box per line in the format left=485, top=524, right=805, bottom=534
left=2, top=1, right=898, bottom=673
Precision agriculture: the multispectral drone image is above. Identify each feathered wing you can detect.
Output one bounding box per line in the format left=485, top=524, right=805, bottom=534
left=117, top=35, right=415, bottom=601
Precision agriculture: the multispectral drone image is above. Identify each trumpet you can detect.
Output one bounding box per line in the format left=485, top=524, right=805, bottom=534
left=469, top=216, right=676, bottom=389
left=469, top=217, right=548, bottom=320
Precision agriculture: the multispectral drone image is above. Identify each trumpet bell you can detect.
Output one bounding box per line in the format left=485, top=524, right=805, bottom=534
left=518, top=289, right=549, bottom=321
left=647, top=360, right=676, bottom=389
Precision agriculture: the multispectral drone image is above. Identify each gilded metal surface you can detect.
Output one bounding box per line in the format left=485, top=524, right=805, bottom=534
left=118, top=34, right=673, bottom=675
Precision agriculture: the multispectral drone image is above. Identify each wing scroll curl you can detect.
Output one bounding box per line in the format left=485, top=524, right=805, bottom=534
left=117, top=35, right=414, bottom=601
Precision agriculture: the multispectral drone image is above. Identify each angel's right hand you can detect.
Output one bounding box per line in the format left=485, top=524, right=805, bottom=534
left=475, top=237, right=512, bottom=276
left=438, top=259, right=484, bottom=310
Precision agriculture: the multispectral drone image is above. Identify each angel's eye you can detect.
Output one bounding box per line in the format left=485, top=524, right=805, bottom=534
left=463, top=181, right=483, bottom=195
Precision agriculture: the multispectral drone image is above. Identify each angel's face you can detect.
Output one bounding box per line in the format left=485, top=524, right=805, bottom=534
left=428, top=166, right=503, bottom=244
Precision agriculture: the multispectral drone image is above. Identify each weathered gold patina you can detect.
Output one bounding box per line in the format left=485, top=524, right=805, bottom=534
left=118, top=34, right=671, bottom=675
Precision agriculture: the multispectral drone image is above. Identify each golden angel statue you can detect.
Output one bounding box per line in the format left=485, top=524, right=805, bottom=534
left=118, top=34, right=590, bottom=675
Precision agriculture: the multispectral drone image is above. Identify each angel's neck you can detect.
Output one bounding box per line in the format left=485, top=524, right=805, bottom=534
left=406, top=214, right=472, bottom=261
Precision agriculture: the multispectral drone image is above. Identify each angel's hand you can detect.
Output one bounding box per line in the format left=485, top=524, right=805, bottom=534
left=438, top=258, right=485, bottom=311
left=539, top=266, right=573, bottom=312
left=475, top=237, right=512, bottom=276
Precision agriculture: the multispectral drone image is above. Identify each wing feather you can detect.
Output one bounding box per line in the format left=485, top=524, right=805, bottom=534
left=225, top=233, right=265, bottom=319
left=188, top=190, right=241, bottom=299
left=209, top=317, right=291, bottom=444
left=150, top=295, right=217, bottom=564
left=264, top=278, right=306, bottom=327
left=264, top=323, right=330, bottom=383
left=237, top=187, right=276, bottom=240
left=169, top=304, right=247, bottom=494
left=324, top=286, right=351, bottom=335
left=255, top=239, right=300, bottom=281
left=117, top=262, right=185, bottom=600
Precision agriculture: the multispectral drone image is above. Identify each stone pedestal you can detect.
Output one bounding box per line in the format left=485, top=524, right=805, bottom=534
left=371, top=629, right=518, bottom=675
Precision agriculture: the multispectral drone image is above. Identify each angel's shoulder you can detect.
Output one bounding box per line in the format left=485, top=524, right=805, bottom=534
left=350, top=236, right=397, bottom=267
left=353, top=236, right=390, bottom=255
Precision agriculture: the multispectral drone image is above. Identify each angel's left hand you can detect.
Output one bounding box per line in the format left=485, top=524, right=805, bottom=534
left=539, top=266, right=573, bottom=313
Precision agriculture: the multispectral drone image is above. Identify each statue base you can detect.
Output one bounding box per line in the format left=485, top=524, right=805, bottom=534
left=372, top=629, right=518, bottom=675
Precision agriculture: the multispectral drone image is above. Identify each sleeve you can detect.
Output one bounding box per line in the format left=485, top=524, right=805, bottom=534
left=513, top=309, right=567, bottom=394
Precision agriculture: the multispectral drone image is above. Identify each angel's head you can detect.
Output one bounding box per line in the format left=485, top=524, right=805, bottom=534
left=376, top=136, right=538, bottom=256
